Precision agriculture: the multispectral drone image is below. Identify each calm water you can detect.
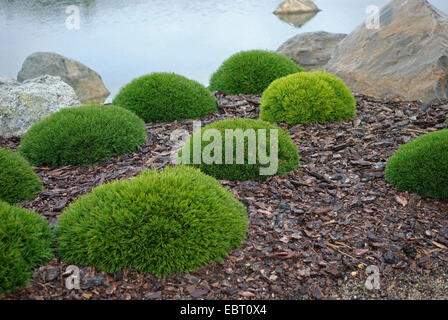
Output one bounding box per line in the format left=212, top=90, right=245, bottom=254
left=1, top=0, right=447, bottom=101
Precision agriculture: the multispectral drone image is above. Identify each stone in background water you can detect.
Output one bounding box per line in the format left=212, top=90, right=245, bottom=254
left=274, top=11, right=318, bottom=28
left=274, top=0, right=320, bottom=14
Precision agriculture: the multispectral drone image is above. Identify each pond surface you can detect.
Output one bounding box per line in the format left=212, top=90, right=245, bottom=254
left=1, top=0, right=447, bottom=101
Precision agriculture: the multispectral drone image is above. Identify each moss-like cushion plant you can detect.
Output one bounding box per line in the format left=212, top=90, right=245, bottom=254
left=177, top=119, right=300, bottom=181
left=0, top=148, right=42, bottom=204
left=18, top=105, right=147, bottom=166
left=260, top=71, right=357, bottom=125
left=112, top=72, right=217, bottom=122
left=209, top=50, right=304, bottom=95
left=0, top=201, right=53, bottom=294
left=385, top=129, right=448, bottom=198
left=55, top=166, right=248, bottom=276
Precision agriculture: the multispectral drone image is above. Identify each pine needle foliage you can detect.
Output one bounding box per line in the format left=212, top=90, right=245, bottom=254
left=177, top=118, right=300, bottom=181
left=0, top=201, right=53, bottom=294
left=113, top=72, right=217, bottom=122
left=0, top=148, right=42, bottom=204
left=385, top=129, right=448, bottom=198
left=209, top=50, right=304, bottom=95
left=55, top=166, right=248, bottom=276
left=19, top=105, right=147, bottom=166
left=260, top=72, right=356, bottom=125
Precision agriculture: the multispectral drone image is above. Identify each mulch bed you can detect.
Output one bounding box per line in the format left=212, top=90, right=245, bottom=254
left=1, top=93, right=448, bottom=300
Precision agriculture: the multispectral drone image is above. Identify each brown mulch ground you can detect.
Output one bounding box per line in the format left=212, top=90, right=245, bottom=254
left=1, top=93, right=448, bottom=300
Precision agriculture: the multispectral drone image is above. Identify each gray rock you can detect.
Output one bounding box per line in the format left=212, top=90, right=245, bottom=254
left=274, top=0, right=320, bottom=14
left=45, top=268, right=59, bottom=282
left=18, top=52, right=110, bottom=104
left=278, top=31, right=347, bottom=69
left=82, top=274, right=105, bottom=288
left=145, top=291, right=162, bottom=300
left=326, top=0, right=448, bottom=104
left=383, top=251, right=396, bottom=264
left=0, top=75, right=80, bottom=138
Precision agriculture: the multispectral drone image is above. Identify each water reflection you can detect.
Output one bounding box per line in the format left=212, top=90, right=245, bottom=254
left=0, top=0, right=98, bottom=20
left=274, top=12, right=318, bottom=28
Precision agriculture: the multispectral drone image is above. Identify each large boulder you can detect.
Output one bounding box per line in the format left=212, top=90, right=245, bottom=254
left=0, top=75, right=80, bottom=138
left=278, top=31, right=347, bottom=69
left=326, top=0, right=448, bottom=104
left=17, top=52, right=110, bottom=104
left=274, top=0, right=320, bottom=15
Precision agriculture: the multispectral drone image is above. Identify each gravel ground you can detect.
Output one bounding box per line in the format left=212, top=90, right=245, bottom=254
left=1, top=92, right=448, bottom=300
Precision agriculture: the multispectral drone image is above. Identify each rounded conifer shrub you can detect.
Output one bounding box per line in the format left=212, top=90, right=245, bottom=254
left=0, top=201, right=53, bottom=294
left=0, top=148, right=42, bottom=204
left=385, top=130, right=448, bottom=198
left=112, top=72, right=217, bottom=122
left=209, top=50, right=304, bottom=95
left=55, top=166, right=248, bottom=276
left=19, top=105, right=147, bottom=166
left=177, top=119, right=300, bottom=181
left=260, top=72, right=356, bottom=125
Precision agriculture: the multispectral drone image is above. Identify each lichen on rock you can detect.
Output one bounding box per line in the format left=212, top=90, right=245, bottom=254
left=0, top=75, right=80, bottom=138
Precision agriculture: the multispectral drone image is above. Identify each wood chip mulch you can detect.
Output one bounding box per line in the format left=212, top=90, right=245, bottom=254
left=1, top=92, right=448, bottom=300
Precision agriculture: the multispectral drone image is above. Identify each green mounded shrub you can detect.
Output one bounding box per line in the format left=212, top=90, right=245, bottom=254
left=113, top=72, right=217, bottom=122
left=260, top=71, right=356, bottom=125
left=209, top=50, right=304, bottom=95
left=18, top=105, right=147, bottom=166
left=0, top=201, right=53, bottom=294
left=55, top=166, right=248, bottom=276
left=385, top=129, right=448, bottom=198
left=0, top=148, right=42, bottom=204
left=177, top=119, right=300, bottom=181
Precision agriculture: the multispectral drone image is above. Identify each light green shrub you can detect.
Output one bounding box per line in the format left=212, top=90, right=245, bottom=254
left=260, top=72, right=356, bottom=124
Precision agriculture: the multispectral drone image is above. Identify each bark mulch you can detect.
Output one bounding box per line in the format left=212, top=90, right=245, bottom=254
left=1, top=93, right=448, bottom=300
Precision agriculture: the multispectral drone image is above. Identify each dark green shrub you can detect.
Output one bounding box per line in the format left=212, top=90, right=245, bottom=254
left=209, top=50, right=304, bottom=95
left=0, top=201, right=53, bottom=294
left=55, top=166, right=248, bottom=276
left=113, top=72, right=217, bottom=122
left=177, top=119, right=300, bottom=181
left=385, top=129, right=448, bottom=198
left=0, top=148, right=42, bottom=204
left=18, top=105, right=147, bottom=166
left=260, top=71, right=356, bottom=125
